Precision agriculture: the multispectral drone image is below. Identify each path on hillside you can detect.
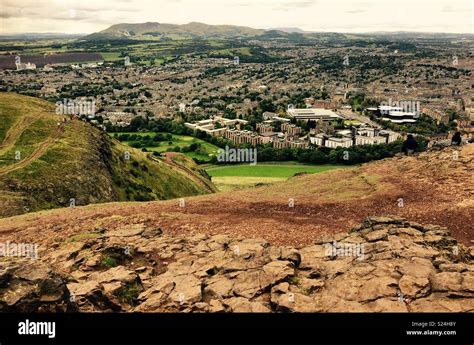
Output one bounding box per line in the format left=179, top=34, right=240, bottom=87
left=0, top=116, right=37, bottom=155
left=0, top=123, right=64, bottom=176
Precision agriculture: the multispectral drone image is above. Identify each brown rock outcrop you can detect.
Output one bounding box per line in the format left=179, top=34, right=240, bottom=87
left=0, top=217, right=472, bottom=312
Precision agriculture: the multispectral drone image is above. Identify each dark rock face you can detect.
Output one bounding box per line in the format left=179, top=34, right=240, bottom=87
left=1, top=217, right=473, bottom=312
left=0, top=260, right=74, bottom=312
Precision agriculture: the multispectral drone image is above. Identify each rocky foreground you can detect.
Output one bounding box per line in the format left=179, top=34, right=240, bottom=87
left=1, top=217, right=473, bottom=313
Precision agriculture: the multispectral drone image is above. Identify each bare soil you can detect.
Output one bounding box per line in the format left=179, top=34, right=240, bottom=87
left=0, top=145, right=472, bottom=248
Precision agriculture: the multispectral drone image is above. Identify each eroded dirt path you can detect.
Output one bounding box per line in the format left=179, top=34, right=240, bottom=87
left=0, top=123, right=64, bottom=176
left=0, top=116, right=37, bottom=155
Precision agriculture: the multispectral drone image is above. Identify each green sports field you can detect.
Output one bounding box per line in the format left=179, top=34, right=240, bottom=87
left=205, top=163, right=344, bottom=191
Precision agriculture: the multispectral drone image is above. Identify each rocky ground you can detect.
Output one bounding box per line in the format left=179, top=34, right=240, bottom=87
left=1, top=217, right=473, bottom=312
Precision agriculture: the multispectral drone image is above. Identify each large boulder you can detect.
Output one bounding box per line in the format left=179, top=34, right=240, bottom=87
left=0, top=260, right=72, bottom=312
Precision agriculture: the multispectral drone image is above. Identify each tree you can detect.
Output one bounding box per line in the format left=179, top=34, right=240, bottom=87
left=128, top=116, right=147, bottom=131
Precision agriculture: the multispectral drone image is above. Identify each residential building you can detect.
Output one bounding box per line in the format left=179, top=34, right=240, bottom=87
left=281, top=123, right=302, bottom=137
left=379, top=130, right=400, bottom=143
left=309, top=133, right=328, bottom=146
left=16, top=62, right=36, bottom=71
left=273, top=139, right=308, bottom=149
left=355, top=135, right=388, bottom=146
left=225, top=129, right=270, bottom=146
left=256, top=123, right=273, bottom=135
left=325, top=137, right=353, bottom=148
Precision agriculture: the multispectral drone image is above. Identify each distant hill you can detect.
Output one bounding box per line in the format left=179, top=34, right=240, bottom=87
left=269, top=27, right=308, bottom=34
left=84, top=22, right=266, bottom=40
left=84, top=22, right=474, bottom=42
left=0, top=93, right=216, bottom=217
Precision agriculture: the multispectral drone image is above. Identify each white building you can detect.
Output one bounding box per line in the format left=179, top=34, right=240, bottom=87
left=104, top=112, right=134, bottom=126
left=16, top=62, right=36, bottom=71
left=309, top=133, right=328, bottom=146
left=382, top=111, right=418, bottom=124
left=287, top=108, right=341, bottom=121
left=355, top=135, right=388, bottom=146
left=357, top=127, right=378, bottom=137
left=379, top=130, right=400, bottom=143
left=263, top=112, right=277, bottom=120
left=325, top=137, right=353, bottom=148
left=184, top=116, right=248, bottom=137
left=272, top=116, right=291, bottom=123
left=370, top=105, right=419, bottom=124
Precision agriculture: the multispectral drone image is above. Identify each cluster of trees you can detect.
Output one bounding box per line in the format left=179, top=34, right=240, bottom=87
left=108, top=116, right=191, bottom=134
left=115, top=132, right=172, bottom=142
left=168, top=142, right=204, bottom=154
left=207, top=47, right=282, bottom=64
left=311, top=54, right=403, bottom=76
left=114, top=132, right=173, bottom=149
left=215, top=137, right=427, bottom=165
left=347, top=92, right=378, bottom=112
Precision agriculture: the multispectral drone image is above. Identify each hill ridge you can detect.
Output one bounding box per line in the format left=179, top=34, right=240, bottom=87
left=0, top=93, right=217, bottom=217
left=84, top=21, right=267, bottom=40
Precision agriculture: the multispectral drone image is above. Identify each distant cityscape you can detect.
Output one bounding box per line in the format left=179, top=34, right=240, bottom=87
left=2, top=42, right=473, bottom=155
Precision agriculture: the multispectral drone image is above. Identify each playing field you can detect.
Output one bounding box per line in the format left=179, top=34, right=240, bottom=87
left=205, top=163, right=344, bottom=191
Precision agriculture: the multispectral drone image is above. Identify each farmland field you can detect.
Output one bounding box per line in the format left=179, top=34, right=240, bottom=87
left=0, top=52, right=103, bottom=69
left=205, top=163, right=345, bottom=191
left=99, top=52, right=123, bottom=61
left=0, top=37, right=269, bottom=70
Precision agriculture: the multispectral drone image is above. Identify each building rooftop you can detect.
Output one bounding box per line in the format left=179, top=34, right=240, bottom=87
left=388, top=111, right=419, bottom=117
left=287, top=108, right=341, bottom=120
left=327, top=137, right=352, bottom=142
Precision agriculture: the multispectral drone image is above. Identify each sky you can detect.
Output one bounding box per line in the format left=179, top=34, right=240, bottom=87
left=0, top=0, right=473, bottom=34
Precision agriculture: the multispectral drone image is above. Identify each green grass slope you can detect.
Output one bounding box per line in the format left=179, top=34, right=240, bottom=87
left=0, top=93, right=216, bottom=217
left=85, top=21, right=266, bottom=40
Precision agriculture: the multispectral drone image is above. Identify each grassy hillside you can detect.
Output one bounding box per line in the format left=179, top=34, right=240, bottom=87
left=85, top=21, right=266, bottom=40
left=0, top=93, right=216, bottom=217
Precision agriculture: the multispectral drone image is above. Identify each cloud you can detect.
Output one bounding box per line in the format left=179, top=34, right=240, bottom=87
left=278, top=0, right=317, bottom=8
left=345, top=9, right=366, bottom=14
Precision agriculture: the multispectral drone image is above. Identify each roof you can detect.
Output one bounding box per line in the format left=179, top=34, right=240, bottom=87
left=382, top=118, right=417, bottom=123
left=388, top=111, right=418, bottom=117
left=379, top=106, right=403, bottom=111
left=287, top=108, right=341, bottom=119
left=327, top=137, right=352, bottom=142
